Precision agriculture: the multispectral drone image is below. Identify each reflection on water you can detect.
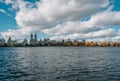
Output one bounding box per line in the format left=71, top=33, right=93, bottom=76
left=0, top=47, right=120, bottom=81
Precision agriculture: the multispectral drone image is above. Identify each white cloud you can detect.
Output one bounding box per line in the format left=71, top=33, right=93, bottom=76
left=1, top=27, right=41, bottom=40
left=15, top=0, right=109, bottom=29
left=50, top=28, right=117, bottom=40
left=42, top=8, right=120, bottom=35
left=1, top=0, right=120, bottom=41
left=0, top=9, right=11, bottom=17
left=88, top=9, right=120, bottom=26
left=38, top=0, right=109, bottom=21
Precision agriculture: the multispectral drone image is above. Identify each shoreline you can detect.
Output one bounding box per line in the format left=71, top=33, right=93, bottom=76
left=0, top=46, right=120, bottom=47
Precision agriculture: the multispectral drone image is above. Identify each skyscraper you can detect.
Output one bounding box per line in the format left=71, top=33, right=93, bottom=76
left=31, top=33, right=33, bottom=40
left=7, top=37, right=12, bottom=44
left=30, top=33, right=38, bottom=45
left=35, top=33, right=37, bottom=41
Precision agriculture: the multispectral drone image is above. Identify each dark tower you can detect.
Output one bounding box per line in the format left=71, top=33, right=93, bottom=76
left=7, top=37, right=12, bottom=44
left=35, top=33, right=37, bottom=40
left=31, top=33, right=33, bottom=40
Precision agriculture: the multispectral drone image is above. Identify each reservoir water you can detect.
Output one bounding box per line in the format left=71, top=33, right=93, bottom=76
left=0, top=47, right=120, bottom=81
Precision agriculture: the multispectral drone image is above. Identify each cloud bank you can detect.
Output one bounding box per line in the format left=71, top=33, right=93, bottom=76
left=1, top=0, right=120, bottom=41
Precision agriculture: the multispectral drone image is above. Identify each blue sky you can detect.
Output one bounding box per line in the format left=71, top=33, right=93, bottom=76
left=0, top=2, right=16, bottom=33
left=113, top=0, right=120, bottom=11
left=0, top=0, right=120, bottom=41
left=0, top=0, right=49, bottom=39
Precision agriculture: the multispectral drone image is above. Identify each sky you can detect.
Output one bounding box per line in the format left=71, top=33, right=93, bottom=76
left=0, top=0, right=120, bottom=41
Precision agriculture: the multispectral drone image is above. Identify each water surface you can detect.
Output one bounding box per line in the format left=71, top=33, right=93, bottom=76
left=0, top=47, right=120, bottom=81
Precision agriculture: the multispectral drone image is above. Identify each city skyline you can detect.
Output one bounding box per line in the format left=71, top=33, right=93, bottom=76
left=1, top=33, right=120, bottom=47
left=0, top=0, right=120, bottom=41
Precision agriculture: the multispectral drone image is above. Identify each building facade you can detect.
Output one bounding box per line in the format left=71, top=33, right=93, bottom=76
left=7, top=37, right=17, bottom=46
left=0, top=39, right=5, bottom=46
left=30, top=33, right=38, bottom=45
left=21, top=39, right=28, bottom=46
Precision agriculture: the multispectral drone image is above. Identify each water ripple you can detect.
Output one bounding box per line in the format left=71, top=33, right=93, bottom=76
left=0, top=47, right=120, bottom=81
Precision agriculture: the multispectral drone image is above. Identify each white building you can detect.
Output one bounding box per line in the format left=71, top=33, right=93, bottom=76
left=0, top=39, right=5, bottom=45
left=49, top=40, right=58, bottom=45
left=21, top=39, right=28, bottom=46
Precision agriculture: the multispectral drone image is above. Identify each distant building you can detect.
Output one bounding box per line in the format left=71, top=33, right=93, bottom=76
left=21, top=39, right=28, bottom=46
left=82, top=39, right=86, bottom=43
left=38, top=39, right=43, bottom=45
left=66, top=38, right=72, bottom=43
left=43, top=38, right=49, bottom=44
left=49, top=40, right=58, bottom=45
left=7, top=37, right=17, bottom=46
left=30, top=33, right=38, bottom=45
left=35, top=33, right=37, bottom=41
left=38, top=38, right=50, bottom=46
left=0, top=39, right=5, bottom=46
left=7, top=37, right=12, bottom=44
